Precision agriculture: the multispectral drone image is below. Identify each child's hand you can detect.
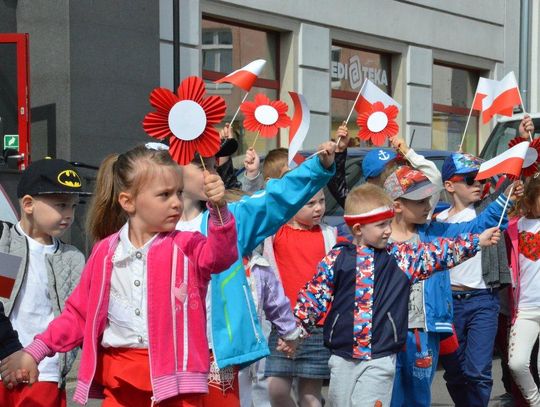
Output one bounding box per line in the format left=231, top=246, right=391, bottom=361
left=244, top=148, right=260, bottom=178
left=0, top=351, right=39, bottom=389
left=389, top=135, right=410, bottom=155
left=507, top=180, right=524, bottom=201
left=219, top=123, right=233, bottom=140
left=276, top=337, right=297, bottom=358
left=203, top=170, right=226, bottom=208
left=317, top=141, right=337, bottom=169
left=335, top=125, right=350, bottom=153
left=478, top=227, right=501, bottom=247
left=519, top=115, right=534, bottom=139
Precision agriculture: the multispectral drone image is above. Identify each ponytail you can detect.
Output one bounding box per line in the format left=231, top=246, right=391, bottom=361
left=86, top=154, right=126, bottom=243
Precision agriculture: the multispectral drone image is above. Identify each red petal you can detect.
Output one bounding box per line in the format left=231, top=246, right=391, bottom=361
left=254, top=93, right=271, bottom=106
left=260, top=125, right=278, bottom=138
left=372, top=133, right=387, bottom=146
left=385, top=105, right=399, bottom=120
left=357, top=112, right=370, bottom=128
left=196, top=128, right=221, bottom=157
left=243, top=117, right=261, bottom=132
left=240, top=101, right=257, bottom=115
left=275, top=114, right=292, bottom=128
left=200, top=96, right=227, bottom=125
left=358, top=129, right=372, bottom=142
left=149, top=88, right=178, bottom=113
left=271, top=100, right=289, bottom=115
left=372, top=102, right=384, bottom=112
left=385, top=121, right=399, bottom=137
left=169, top=139, right=197, bottom=166
left=178, top=76, right=206, bottom=103
left=143, top=112, right=172, bottom=140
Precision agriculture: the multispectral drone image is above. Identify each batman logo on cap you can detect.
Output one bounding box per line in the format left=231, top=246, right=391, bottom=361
left=57, top=170, right=82, bottom=188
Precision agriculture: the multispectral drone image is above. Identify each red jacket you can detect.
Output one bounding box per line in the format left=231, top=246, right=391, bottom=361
left=25, top=209, right=237, bottom=404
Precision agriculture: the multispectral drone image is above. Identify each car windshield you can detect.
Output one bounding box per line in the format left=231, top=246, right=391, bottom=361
left=481, top=117, right=540, bottom=160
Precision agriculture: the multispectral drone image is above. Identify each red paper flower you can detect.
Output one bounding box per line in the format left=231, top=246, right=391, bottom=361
left=142, top=76, right=226, bottom=165
left=508, top=137, right=540, bottom=177
left=240, top=93, right=291, bottom=138
left=357, top=102, right=399, bottom=146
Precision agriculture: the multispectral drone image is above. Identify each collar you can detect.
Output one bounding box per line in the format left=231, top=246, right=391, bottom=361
left=112, top=223, right=157, bottom=264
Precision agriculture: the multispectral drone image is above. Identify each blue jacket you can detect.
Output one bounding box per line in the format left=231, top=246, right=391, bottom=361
left=295, top=235, right=480, bottom=361
left=198, top=157, right=335, bottom=368
left=415, top=193, right=511, bottom=334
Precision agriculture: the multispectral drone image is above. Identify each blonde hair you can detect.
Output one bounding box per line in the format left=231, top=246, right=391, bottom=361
left=86, top=145, right=180, bottom=243
left=263, top=148, right=289, bottom=180
left=345, top=183, right=393, bottom=216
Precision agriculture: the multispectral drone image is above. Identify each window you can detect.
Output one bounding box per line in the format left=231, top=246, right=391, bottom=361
left=330, top=43, right=392, bottom=145
left=432, top=64, right=481, bottom=153
left=202, top=18, right=279, bottom=154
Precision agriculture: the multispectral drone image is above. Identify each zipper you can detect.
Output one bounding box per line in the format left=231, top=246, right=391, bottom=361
left=182, top=256, right=189, bottom=371
left=170, top=245, right=178, bottom=373
left=9, top=235, right=30, bottom=314
left=243, top=284, right=261, bottom=343
left=329, top=312, right=340, bottom=343
left=387, top=312, right=398, bottom=343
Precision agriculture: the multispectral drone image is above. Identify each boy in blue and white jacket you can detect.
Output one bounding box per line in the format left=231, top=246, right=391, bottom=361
left=294, top=183, right=501, bottom=407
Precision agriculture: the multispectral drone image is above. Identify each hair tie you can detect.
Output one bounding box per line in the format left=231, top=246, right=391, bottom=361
left=344, top=206, right=395, bottom=228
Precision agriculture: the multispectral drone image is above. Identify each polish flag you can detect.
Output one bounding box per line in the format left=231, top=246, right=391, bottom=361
left=354, top=79, right=401, bottom=114
left=0, top=252, right=22, bottom=298
left=215, top=59, right=266, bottom=92
left=478, top=72, right=521, bottom=124
left=472, top=77, right=495, bottom=110
left=476, top=140, right=529, bottom=180
left=288, top=91, right=310, bottom=166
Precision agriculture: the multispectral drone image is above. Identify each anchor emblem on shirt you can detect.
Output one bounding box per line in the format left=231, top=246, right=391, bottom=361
left=378, top=150, right=390, bottom=160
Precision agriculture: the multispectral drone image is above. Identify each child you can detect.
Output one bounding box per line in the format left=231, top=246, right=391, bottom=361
left=294, top=183, right=501, bottom=407
left=263, top=187, right=337, bottom=407
left=437, top=152, right=524, bottom=407
left=507, top=173, right=540, bottom=406
left=383, top=165, right=520, bottom=407
left=0, top=145, right=238, bottom=406
left=177, top=123, right=336, bottom=406
left=0, top=158, right=89, bottom=406
left=239, top=251, right=301, bottom=407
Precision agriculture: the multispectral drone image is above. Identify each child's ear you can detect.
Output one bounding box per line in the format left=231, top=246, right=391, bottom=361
left=20, top=195, right=34, bottom=215
left=118, top=191, right=135, bottom=214
left=444, top=180, right=455, bottom=193
left=393, top=200, right=402, bottom=213
left=352, top=224, right=362, bottom=236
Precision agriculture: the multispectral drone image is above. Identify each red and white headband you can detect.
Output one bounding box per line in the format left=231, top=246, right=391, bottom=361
left=344, top=206, right=395, bottom=228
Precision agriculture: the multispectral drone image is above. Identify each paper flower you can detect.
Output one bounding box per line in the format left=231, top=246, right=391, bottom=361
left=240, top=93, right=291, bottom=138
left=508, top=136, right=540, bottom=177
left=142, top=76, right=226, bottom=165
left=357, top=102, right=399, bottom=146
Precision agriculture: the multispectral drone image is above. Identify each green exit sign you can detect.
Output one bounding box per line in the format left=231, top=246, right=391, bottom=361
left=3, top=134, right=19, bottom=150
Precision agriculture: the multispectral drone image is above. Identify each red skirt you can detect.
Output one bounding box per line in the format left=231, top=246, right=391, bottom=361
left=95, top=347, right=203, bottom=407
left=0, top=381, right=66, bottom=407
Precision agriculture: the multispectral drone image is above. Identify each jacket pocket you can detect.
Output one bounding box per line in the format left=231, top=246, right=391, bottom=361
left=387, top=312, right=398, bottom=343
left=243, top=284, right=261, bottom=343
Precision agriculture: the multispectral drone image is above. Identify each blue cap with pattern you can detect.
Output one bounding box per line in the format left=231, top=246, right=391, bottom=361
left=441, top=153, right=483, bottom=181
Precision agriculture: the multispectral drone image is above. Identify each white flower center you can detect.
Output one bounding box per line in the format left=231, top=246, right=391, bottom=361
left=254, top=105, right=279, bottom=125
left=168, top=100, right=207, bottom=141
left=367, top=111, right=389, bottom=133
left=524, top=147, right=539, bottom=167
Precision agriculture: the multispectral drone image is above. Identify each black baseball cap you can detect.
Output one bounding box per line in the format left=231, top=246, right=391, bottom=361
left=17, top=158, right=91, bottom=198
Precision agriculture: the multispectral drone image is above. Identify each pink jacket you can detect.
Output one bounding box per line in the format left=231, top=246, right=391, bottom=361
left=507, top=216, right=520, bottom=323
left=25, top=207, right=237, bottom=404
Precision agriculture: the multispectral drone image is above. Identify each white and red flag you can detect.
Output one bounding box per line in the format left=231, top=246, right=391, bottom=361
left=473, top=72, right=521, bottom=124
left=287, top=91, right=310, bottom=166
left=475, top=140, right=530, bottom=180
left=0, top=252, right=22, bottom=298
left=215, top=59, right=266, bottom=92
left=354, top=79, right=401, bottom=114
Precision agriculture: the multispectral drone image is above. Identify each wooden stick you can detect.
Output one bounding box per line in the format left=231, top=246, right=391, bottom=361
left=199, top=154, right=224, bottom=225
left=345, top=80, right=367, bottom=125
left=458, top=100, right=475, bottom=152
left=497, top=183, right=514, bottom=229
left=517, top=89, right=534, bottom=142
left=230, top=92, right=250, bottom=127
left=250, top=130, right=261, bottom=151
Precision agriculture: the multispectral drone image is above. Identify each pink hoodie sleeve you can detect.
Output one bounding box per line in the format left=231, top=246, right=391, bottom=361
left=178, top=206, right=237, bottom=281
left=25, top=240, right=105, bottom=363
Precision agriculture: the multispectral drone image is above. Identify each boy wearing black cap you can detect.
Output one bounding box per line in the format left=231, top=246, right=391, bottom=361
left=0, top=158, right=89, bottom=406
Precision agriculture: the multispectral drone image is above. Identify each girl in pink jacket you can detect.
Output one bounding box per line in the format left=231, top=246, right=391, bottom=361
left=0, top=145, right=238, bottom=406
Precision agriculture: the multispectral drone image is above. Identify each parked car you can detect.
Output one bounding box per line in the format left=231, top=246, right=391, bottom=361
left=480, top=113, right=540, bottom=160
